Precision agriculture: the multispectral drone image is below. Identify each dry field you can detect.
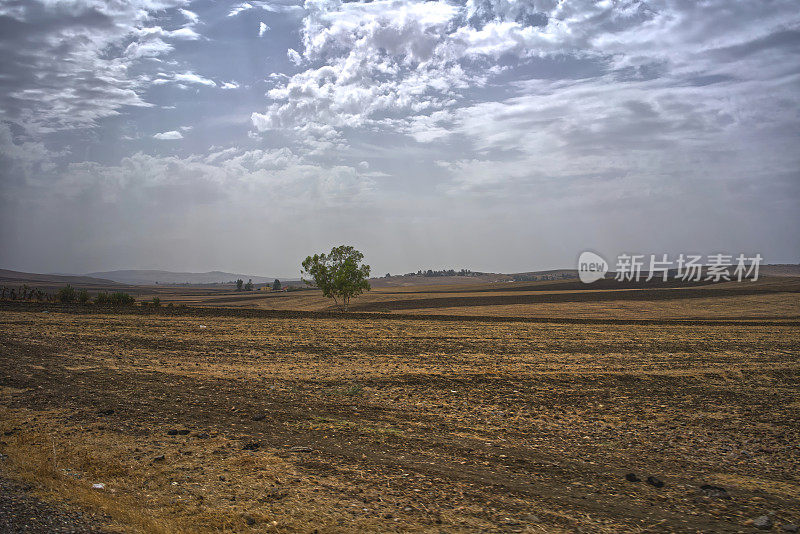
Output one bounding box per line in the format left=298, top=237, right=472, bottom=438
left=133, top=277, right=800, bottom=324
left=0, top=299, right=799, bottom=533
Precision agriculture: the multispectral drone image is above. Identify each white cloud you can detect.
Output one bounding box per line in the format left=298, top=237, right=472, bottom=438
left=259, top=22, right=270, bottom=37
left=175, top=72, right=216, bottom=87
left=153, top=131, right=183, bottom=140
left=124, top=37, right=174, bottom=58
left=156, top=72, right=217, bottom=87
left=229, top=1, right=302, bottom=17
left=0, top=0, right=193, bottom=133
left=286, top=48, right=302, bottom=64
left=221, top=81, right=240, bottom=89
left=228, top=3, right=254, bottom=17
left=179, top=8, right=199, bottom=23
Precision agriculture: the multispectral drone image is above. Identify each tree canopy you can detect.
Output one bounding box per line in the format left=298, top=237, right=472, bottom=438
left=301, top=245, right=371, bottom=311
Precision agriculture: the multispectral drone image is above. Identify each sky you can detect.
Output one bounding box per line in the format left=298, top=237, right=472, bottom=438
left=0, top=0, right=798, bottom=278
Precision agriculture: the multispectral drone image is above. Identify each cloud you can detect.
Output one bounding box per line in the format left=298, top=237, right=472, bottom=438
left=228, top=3, right=254, bottom=17
left=174, top=72, right=217, bottom=87
left=154, top=71, right=217, bottom=87
left=228, top=1, right=302, bottom=17
left=179, top=9, right=199, bottom=24
left=220, top=81, right=240, bottom=89
left=259, top=22, right=270, bottom=37
left=0, top=0, right=225, bottom=135
left=153, top=130, right=183, bottom=140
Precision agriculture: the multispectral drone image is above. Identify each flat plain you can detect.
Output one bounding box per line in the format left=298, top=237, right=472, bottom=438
left=0, top=280, right=799, bottom=533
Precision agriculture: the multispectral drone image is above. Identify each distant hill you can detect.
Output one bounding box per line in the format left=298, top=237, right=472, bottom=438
left=760, top=264, right=800, bottom=277
left=85, top=270, right=284, bottom=286
left=0, top=269, right=120, bottom=286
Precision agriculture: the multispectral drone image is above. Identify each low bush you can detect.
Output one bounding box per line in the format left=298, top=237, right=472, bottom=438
left=95, top=291, right=135, bottom=306
left=77, top=289, right=90, bottom=305
left=57, top=285, right=76, bottom=303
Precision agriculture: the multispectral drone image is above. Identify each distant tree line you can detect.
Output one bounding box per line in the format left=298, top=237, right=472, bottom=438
left=0, top=284, right=141, bottom=307
left=389, top=269, right=481, bottom=278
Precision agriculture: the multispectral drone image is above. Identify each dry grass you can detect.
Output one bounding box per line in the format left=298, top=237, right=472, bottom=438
left=1, top=306, right=799, bottom=533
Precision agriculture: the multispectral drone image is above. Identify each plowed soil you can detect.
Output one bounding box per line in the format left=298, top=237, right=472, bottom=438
left=0, top=303, right=798, bottom=533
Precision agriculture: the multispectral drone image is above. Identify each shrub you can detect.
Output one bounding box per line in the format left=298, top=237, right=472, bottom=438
left=151, top=297, right=161, bottom=307
left=110, top=292, right=136, bottom=306
left=77, top=289, right=90, bottom=305
left=95, top=291, right=135, bottom=306
left=57, top=285, right=76, bottom=303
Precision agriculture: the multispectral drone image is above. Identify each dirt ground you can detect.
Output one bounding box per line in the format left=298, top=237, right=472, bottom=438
left=0, top=303, right=799, bottom=533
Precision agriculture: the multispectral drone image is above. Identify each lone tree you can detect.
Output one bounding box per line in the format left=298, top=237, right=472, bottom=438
left=272, top=279, right=281, bottom=291
left=236, top=278, right=244, bottom=291
left=301, top=245, right=371, bottom=311
left=244, top=279, right=254, bottom=291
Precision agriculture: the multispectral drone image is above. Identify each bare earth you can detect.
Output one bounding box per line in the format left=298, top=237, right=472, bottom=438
left=0, top=298, right=799, bottom=533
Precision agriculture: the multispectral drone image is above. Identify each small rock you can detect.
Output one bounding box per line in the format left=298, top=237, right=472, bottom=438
left=753, top=515, right=774, bottom=530
left=243, top=442, right=261, bottom=451
left=625, top=473, right=640, bottom=482
left=152, top=454, right=166, bottom=462
left=91, top=483, right=105, bottom=490
left=244, top=515, right=256, bottom=526
left=97, top=409, right=114, bottom=416
left=646, top=476, right=664, bottom=488
left=781, top=524, right=799, bottom=533
left=252, top=414, right=266, bottom=421
left=700, top=484, right=731, bottom=500
left=195, top=433, right=210, bottom=439
left=290, top=446, right=313, bottom=453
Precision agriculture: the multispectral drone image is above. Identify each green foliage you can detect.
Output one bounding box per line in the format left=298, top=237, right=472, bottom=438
left=77, top=289, right=90, bottom=305
left=95, top=291, right=135, bottom=306
left=272, top=279, right=282, bottom=290
left=236, top=279, right=244, bottom=291
left=57, top=284, right=76, bottom=303
left=151, top=296, right=161, bottom=307
left=301, top=245, right=371, bottom=311
left=244, top=279, right=253, bottom=291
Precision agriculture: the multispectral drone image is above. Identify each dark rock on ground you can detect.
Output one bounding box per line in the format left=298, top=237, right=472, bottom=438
left=152, top=454, right=166, bottom=462
left=96, top=409, right=114, bottom=416
left=781, top=524, right=799, bottom=533
left=251, top=414, right=266, bottom=421
left=290, top=446, right=313, bottom=453
left=625, top=473, right=640, bottom=482
left=753, top=515, right=774, bottom=530
left=700, top=484, right=730, bottom=499
left=243, top=442, right=261, bottom=451
left=646, top=476, right=664, bottom=488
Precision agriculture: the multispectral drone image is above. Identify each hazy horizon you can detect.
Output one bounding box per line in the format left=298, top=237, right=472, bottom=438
left=1, top=0, right=799, bottom=276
